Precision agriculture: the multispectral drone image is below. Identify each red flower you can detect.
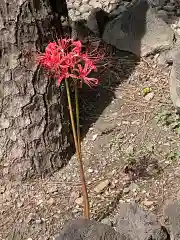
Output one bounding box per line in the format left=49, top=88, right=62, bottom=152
left=37, top=38, right=103, bottom=87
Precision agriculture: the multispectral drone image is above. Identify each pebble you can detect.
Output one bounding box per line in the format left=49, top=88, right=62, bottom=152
left=36, top=219, right=43, bottom=224
left=46, top=185, right=58, bottom=194
left=129, top=183, right=139, bottom=192
left=0, top=186, right=6, bottom=194
left=75, top=11, right=81, bottom=16
left=94, top=179, right=110, bottom=193
left=79, top=5, right=91, bottom=13
left=92, top=134, right=98, bottom=141
left=89, top=0, right=102, bottom=8
left=47, top=198, right=55, bottom=205
left=75, top=196, right=83, bottom=206
left=144, top=92, right=154, bottom=101
left=82, top=0, right=89, bottom=3
left=163, top=5, right=175, bottom=12
left=73, top=1, right=81, bottom=8
left=88, top=168, right=94, bottom=173
left=176, top=28, right=180, bottom=36
left=101, top=218, right=113, bottom=226
left=125, top=145, right=134, bottom=155
left=27, top=213, right=36, bottom=223
left=143, top=199, right=154, bottom=207
left=123, top=187, right=130, bottom=194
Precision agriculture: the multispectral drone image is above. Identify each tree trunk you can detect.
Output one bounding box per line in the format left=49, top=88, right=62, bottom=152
left=0, top=0, right=73, bottom=180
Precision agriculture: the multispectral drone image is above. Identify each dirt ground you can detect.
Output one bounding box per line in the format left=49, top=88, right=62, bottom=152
left=1, top=52, right=180, bottom=240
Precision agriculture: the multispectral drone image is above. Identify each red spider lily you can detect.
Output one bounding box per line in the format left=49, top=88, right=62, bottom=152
left=37, top=38, right=103, bottom=87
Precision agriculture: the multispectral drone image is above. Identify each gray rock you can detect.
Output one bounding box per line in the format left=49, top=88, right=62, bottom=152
left=164, top=200, right=180, bottom=240
left=102, top=0, right=174, bottom=57
left=116, top=203, right=168, bottom=240
left=55, top=219, right=131, bottom=240
left=169, top=51, right=180, bottom=112
left=86, top=8, right=109, bottom=37
left=110, top=5, right=127, bottom=18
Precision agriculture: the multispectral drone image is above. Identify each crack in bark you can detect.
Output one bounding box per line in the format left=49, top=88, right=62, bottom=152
left=21, top=66, right=39, bottom=115
left=42, top=78, right=50, bottom=146
left=15, top=1, right=28, bottom=48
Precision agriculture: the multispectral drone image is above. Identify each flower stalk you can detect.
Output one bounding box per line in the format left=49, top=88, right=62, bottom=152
left=65, top=78, right=90, bottom=219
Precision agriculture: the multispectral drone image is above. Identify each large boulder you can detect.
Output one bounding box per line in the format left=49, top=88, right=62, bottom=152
left=116, top=203, right=168, bottom=240
left=164, top=200, right=180, bottom=239
left=102, top=0, right=174, bottom=57
left=55, top=219, right=131, bottom=240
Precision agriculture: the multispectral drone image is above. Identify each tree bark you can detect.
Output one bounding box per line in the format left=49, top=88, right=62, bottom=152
left=0, top=0, right=73, bottom=180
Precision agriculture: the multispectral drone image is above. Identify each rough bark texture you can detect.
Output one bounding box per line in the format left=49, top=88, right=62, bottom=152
left=0, top=0, right=73, bottom=180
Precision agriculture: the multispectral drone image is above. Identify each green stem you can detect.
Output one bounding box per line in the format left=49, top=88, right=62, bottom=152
left=65, top=78, right=90, bottom=219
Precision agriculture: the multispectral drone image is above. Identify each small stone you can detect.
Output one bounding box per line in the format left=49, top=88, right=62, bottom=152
left=101, top=218, right=113, bottom=226
left=94, top=180, right=110, bottom=193
left=88, top=168, right=94, bottom=173
left=36, top=219, right=42, bottom=224
left=144, top=92, right=154, bottom=101
left=47, top=198, right=54, bottom=205
left=37, top=199, right=43, bottom=206
left=122, top=121, right=130, bottom=125
left=73, top=1, right=81, bottom=8
left=75, top=196, right=83, bottom=206
left=129, top=183, right=139, bottom=192
left=143, top=199, right=154, bottom=207
left=69, top=191, right=80, bottom=204
left=79, top=4, right=91, bottom=13
left=123, top=187, right=130, bottom=194
left=82, top=12, right=89, bottom=19
left=171, top=23, right=177, bottom=30
left=92, top=134, right=98, bottom=141
left=17, top=201, right=24, bottom=208
left=75, top=11, right=81, bottom=16
left=125, top=145, right=134, bottom=155
left=176, top=28, right=180, bottom=36
left=89, top=0, right=102, bottom=8
left=68, top=9, right=75, bottom=18
left=0, top=186, right=6, bottom=194
left=163, top=5, right=175, bottom=12
left=47, top=185, right=58, bottom=194
left=27, top=213, right=35, bottom=223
